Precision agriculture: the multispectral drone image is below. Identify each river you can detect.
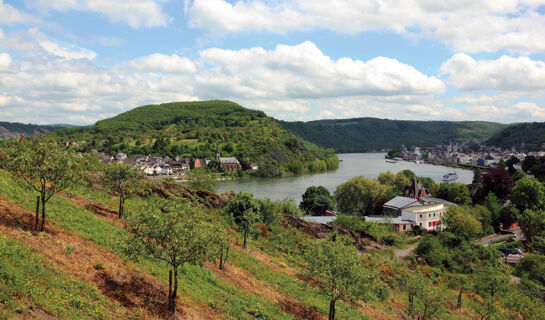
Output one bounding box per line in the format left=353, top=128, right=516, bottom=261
left=215, top=153, right=474, bottom=202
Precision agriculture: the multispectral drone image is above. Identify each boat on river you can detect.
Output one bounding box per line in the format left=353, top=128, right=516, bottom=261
left=442, top=172, right=458, bottom=181
left=385, top=159, right=397, bottom=163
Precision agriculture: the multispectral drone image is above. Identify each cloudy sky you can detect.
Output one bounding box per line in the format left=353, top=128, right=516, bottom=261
left=0, top=0, right=545, bottom=125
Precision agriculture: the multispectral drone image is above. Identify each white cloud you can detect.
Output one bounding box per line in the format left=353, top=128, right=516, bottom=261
left=29, top=0, right=171, bottom=28
left=441, top=53, right=545, bottom=91
left=0, top=53, right=19, bottom=72
left=0, top=0, right=37, bottom=24
left=39, top=40, right=97, bottom=60
left=195, top=41, right=445, bottom=100
left=126, top=54, right=197, bottom=73
left=187, top=0, right=545, bottom=53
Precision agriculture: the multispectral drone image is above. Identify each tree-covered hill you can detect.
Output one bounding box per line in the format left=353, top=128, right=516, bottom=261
left=486, top=122, right=545, bottom=150
left=281, top=118, right=508, bottom=153
left=55, top=100, right=337, bottom=176
left=0, top=122, right=70, bottom=140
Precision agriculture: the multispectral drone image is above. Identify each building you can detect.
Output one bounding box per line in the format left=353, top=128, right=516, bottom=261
left=194, top=158, right=202, bottom=168
left=367, top=179, right=455, bottom=232
left=215, top=143, right=242, bottom=171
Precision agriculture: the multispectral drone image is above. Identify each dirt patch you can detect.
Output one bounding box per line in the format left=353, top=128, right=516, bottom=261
left=280, top=298, right=324, bottom=320
left=59, top=192, right=121, bottom=226
left=0, top=195, right=221, bottom=320
left=284, top=215, right=382, bottom=252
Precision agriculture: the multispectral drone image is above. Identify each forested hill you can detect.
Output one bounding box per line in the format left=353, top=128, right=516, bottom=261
left=55, top=100, right=337, bottom=174
left=0, top=122, right=70, bottom=140
left=281, top=118, right=508, bottom=153
left=486, top=122, right=545, bottom=149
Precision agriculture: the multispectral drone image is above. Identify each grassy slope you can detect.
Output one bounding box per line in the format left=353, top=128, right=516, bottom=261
left=281, top=118, right=508, bottom=153
left=486, top=122, right=545, bottom=149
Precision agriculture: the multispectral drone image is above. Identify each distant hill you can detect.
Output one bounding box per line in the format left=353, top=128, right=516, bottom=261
left=0, top=122, right=70, bottom=140
left=55, top=100, right=337, bottom=175
left=281, top=118, right=508, bottom=153
left=486, top=122, right=545, bottom=150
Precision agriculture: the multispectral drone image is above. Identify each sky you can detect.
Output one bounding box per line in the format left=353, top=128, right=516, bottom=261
left=0, top=0, right=545, bottom=125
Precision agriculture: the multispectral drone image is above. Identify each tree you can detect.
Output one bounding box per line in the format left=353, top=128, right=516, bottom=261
left=123, top=198, right=219, bottom=314
left=483, top=193, right=502, bottom=232
left=510, top=176, right=545, bottom=212
left=305, top=236, right=371, bottom=320
left=482, top=169, right=514, bottom=201
left=436, top=182, right=472, bottom=206
left=473, top=265, right=509, bottom=298
left=522, top=156, right=537, bottom=173
left=473, top=168, right=483, bottom=185
left=299, top=185, right=336, bottom=216
left=519, top=209, right=545, bottom=242
left=442, top=206, right=482, bottom=240
left=448, top=274, right=471, bottom=310
left=335, top=176, right=388, bottom=216
left=512, top=170, right=527, bottom=182
left=417, top=177, right=436, bottom=193
left=256, top=198, right=281, bottom=227
left=102, top=163, right=145, bottom=218
left=401, top=169, right=416, bottom=181
left=400, top=272, right=447, bottom=319
left=224, top=192, right=259, bottom=249
left=377, top=171, right=396, bottom=186
left=498, top=204, right=519, bottom=230
left=394, top=171, right=411, bottom=193
left=473, top=205, right=494, bottom=235
left=0, top=136, right=87, bottom=231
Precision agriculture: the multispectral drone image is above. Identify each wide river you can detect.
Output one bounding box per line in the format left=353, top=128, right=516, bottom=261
left=215, top=153, right=474, bottom=202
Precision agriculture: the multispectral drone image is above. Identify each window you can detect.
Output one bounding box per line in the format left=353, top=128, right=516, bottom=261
left=420, top=214, right=422, bottom=218
left=403, top=225, right=406, bottom=231
left=419, top=223, right=422, bottom=226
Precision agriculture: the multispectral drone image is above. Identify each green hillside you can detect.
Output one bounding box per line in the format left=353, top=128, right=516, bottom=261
left=281, top=118, right=508, bottom=153
left=55, top=100, right=337, bottom=176
left=486, top=122, right=545, bottom=149
left=0, top=122, right=69, bottom=140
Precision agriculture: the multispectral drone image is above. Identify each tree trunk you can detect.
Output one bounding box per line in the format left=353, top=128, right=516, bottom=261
left=408, top=294, right=414, bottom=315
left=457, top=290, right=462, bottom=310
left=243, top=229, right=248, bottom=249
left=222, top=246, right=229, bottom=270
left=171, top=266, right=178, bottom=315
left=328, top=299, right=336, bottom=320
left=219, top=245, right=224, bottom=269
left=118, top=195, right=123, bottom=219
left=35, top=196, right=40, bottom=231
left=168, top=270, right=173, bottom=313
left=40, top=195, right=46, bottom=232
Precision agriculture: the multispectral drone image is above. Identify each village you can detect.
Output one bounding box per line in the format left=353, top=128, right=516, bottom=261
left=91, top=144, right=258, bottom=176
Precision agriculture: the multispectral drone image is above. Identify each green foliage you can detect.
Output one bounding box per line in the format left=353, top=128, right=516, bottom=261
left=436, top=182, right=472, bottom=205
left=512, top=170, right=527, bottom=182
left=486, top=122, right=545, bottom=149
left=304, top=236, right=373, bottom=319
left=510, top=176, right=545, bottom=212
left=274, top=198, right=302, bottom=217
left=498, top=204, right=519, bottom=230
left=330, top=214, right=396, bottom=244
left=417, top=176, right=436, bottom=192
left=515, top=254, right=545, bottom=289
left=54, top=100, right=337, bottom=178
left=443, top=206, right=483, bottom=240
left=281, top=118, right=507, bottom=153
left=101, top=162, right=145, bottom=218
left=256, top=198, right=281, bottom=227
left=224, top=192, right=260, bottom=249
left=519, top=209, right=545, bottom=242
left=483, top=193, right=502, bottom=232
left=299, top=185, right=336, bottom=216
left=334, top=176, right=388, bottom=216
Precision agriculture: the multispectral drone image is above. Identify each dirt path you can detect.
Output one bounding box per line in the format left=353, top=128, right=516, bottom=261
left=0, top=195, right=221, bottom=320
left=393, top=243, right=418, bottom=259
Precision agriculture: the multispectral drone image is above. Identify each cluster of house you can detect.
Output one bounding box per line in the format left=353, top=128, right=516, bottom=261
left=95, top=144, right=257, bottom=176
left=400, top=143, right=538, bottom=169
left=303, top=178, right=455, bottom=232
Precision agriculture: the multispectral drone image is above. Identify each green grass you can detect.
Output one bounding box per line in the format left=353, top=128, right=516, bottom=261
left=0, top=170, right=294, bottom=320
left=0, top=234, right=124, bottom=320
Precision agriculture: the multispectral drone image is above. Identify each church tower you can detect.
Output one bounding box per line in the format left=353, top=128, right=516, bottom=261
left=215, top=143, right=221, bottom=162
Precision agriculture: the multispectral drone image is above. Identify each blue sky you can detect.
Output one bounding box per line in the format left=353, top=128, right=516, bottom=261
left=0, top=0, right=544, bottom=125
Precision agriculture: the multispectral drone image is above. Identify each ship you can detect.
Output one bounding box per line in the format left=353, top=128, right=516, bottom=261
left=442, top=172, right=458, bottom=181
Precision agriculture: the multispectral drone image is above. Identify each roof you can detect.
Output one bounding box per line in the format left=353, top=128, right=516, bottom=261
left=301, top=216, right=337, bottom=224
left=383, top=196, right=423, bottom=210
left=220, top=157, right=240, bottom=164
left=421, top=196, right=457, bottom=206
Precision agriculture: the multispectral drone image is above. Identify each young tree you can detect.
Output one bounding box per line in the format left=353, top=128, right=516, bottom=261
left=335, top=176, right=388, bottom=216
left=448, top=274, right=471, bottom=310
left=102, top=163, right=145, bottom=218
left=123, top=198, right=219, bottom=314
left=412, top=285, right=448, bottom=320
left=483, top=193, right=502, bottom=232
left=305, top=236, right=371, bottom=320
left=224, top=192, right=259, bottom=249
left=1, top=136, right=87, bottom=231
left=299, top=185, right=336, bottom=216
left=256, top=198, right=281, bottom=227
left=473, top=265, right=510, bottom=299
left=473, top=168, right=483, bottom=185
left=519, top=209, right=545, bottom=242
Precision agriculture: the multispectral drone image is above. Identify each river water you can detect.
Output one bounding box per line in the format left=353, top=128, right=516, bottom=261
left=215, top=153, right=474, bottom=202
